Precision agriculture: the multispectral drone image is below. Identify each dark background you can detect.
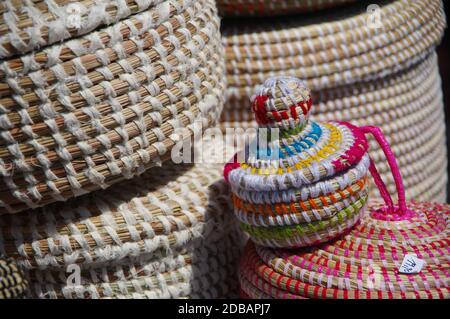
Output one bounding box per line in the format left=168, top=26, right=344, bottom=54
left=438, top=3, right=450, bottom=201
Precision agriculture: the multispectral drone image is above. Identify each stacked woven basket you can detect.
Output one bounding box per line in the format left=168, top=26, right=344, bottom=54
left=0, top=0, right=243, bottom=299
left=220, top=0, right=448, bottom=202
left=0, top=162, right=242, bottom=298
left=0, top=0, right=225, bottom=214
left=240, top=200, right=450, bottom=299
left=224, top=77, right=372, bottom=248
left=228, top=76, right=450, bottom=299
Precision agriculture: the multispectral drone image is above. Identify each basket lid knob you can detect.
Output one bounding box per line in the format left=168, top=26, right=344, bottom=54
left=251, top=76, right=312, bottom=131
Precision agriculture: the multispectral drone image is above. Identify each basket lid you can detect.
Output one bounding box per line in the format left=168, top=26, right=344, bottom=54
left=224, top=76, right=369, bottom=192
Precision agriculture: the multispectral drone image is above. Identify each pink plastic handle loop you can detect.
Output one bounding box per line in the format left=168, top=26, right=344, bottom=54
left=359, top=125, right=407, bottom=215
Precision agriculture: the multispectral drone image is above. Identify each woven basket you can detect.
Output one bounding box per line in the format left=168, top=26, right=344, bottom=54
left=0, top=256, right=28, bottom=299
left=29, top=236, right=240, bottom=299
left=0, top=0, right=226, bottom=214
left=217, top=0, right=357, bottom=17
left=224, top=76, right=371, bottom=248
left=224, top=0, right=445, bottom=92
left=0, top=161, right=243, bottom=299
left=239, top=125, right=450, bottom=299
left=221, top=0, right=448, bottom=202
left=0, top=0, right=169, bottom=58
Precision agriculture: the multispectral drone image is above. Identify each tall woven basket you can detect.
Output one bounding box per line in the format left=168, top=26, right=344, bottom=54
left=0, top=0, right=226, bottom=214
left=220, top=0, right=448, bottom=202
left=0, top=161, right=243, bottom=299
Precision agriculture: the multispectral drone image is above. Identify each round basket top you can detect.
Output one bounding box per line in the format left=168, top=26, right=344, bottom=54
left=226, top=76, right=369, bottom=193
left=240, top=200, right=450, bottom=299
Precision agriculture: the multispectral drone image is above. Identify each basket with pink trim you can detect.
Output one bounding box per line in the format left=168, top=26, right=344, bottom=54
left=224, top=76, right=371, bottom=248
left=239, top=117, right=450, bottom=299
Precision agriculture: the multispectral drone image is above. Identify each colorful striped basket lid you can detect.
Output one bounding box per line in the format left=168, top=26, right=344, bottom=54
left=0, top=256, right=28, bottom=299
left=224, top=76, right=371, bottom=248
left=0, top=0, right=226, bottom=214
left=240, top=124, right=450, bottom=299
left=217, top=0, right=357, bottom=17
left=221, top=53, right=448, bottom=202
left=0, top=161, right=243, bottom=299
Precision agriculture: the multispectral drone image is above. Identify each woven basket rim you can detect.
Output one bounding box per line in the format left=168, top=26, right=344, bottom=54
left=0, top=0, right=201, bottom=78
left=0, top=0, right=173, bottom=59
left=222, top=0, right=437, bottom=43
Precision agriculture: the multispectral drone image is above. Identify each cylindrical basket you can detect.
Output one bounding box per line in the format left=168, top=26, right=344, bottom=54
left=0, top=0, right=226, bottom=214
left=220, top=0, right=448, bottom=202
left=0, top=161, right=243, bottom=299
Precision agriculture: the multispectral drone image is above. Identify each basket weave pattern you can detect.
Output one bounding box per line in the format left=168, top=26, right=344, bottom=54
left=0, top=0, right=226, bottom=214
left=0, top=0, right=169, bottom=58
left=217, top=0, right=357, bottom=16
left=0, top=162, right=243, bottom=298
left=0, top=256, right=28, bottom=299
left=220, top=0, right=448, bottom=202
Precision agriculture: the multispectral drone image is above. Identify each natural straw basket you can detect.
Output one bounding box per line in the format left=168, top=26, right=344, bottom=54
left=221, top=0, right=448, bottom=202
left=0, top=256, right=28, bottom=299
left=224, top=76, right=371, bottom=248
left=0, top=161, right=243, bottom=299
left=223, top=0, right=445, bottom=93
left=0, top=0, right=168, bottom=58
left=29, top=234, right=240, bottom=299
left=217, top=0, right=357, bottom=17
left=240, top=126, right=450, bottom=299
left=0, top=0, right=226, bottom=214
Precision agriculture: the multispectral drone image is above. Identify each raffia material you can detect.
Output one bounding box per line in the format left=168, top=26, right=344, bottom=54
left=0, top=160, right=243, bottom=299
left=221, top=0, right=448, bottom=203
left=30, top=236, right=240, bottom=299
left=240, top=200, right=450, bottom=299
left=0, top=0, right=170, bottom=58
left=217, top=0, right=357, bottom=16
left=223, top=0, right=445, bottom=93
left=0, top=256, right=28, bottom=299
left=0, top=0, right=226, bottom=214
